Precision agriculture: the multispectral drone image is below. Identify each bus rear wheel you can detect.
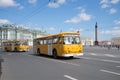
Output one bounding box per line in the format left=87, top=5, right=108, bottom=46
left=14, top=48, right=17, bottom=52
left=37, top=49, right=41, bottom=55
left=5, top=48, right=8, bottom=52
left=53, top=49, right=57, bottom=59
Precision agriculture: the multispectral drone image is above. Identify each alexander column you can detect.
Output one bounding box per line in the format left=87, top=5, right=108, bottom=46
left=94, top=22, right=98, bottom=46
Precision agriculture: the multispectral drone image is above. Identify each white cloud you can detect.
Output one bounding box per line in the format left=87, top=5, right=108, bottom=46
left=58, top=0, right=66, bottom=4
left=111, top=0, right=120, bottom=4
left=101, top=4, right=109, bottom=8
left=0, top=19, right=11, bottom=24
left=100, top=0, right=119, bottom=14
left=100, top=26, right=120, bottom=35
left=100, top=30, right=120, bottom=35
left=109, top=8, right=117, bottom=14
left=100, top=0, right=120, bottom=4
left=48, top=2, right=59, bottom=8
left=100, top=0, right=109, bottom=4
left=64, top=7, right=92, bottom=23
left=76, top=6, right=85, bottom=12
left=28, top=0, right=37, bottom=4
left=114, top=20, right=120, bottom=24
left=64, top=12, right=92, bottom=23
left=18, top=5, right=24, bottom=9
left=100, top=0, right=110, bottom=8
left=49, top=27, right=56, bottom=31
left=113, top=26, right=120, bottom=29
left=0, top=0, right=19, bottom=7
left=48, top=0, right=66, bottom=8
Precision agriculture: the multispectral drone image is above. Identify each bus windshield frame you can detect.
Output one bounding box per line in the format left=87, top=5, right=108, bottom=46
left=62, top=34, right=81, bottom=44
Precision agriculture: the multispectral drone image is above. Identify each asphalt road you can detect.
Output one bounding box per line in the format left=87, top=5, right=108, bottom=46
left=0, top=46, right=120, bottom=80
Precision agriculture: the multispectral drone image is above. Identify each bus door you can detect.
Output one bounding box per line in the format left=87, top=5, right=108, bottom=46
left=48, top=39, right=52, bottom=55
left=33, top=40, right=37, bottom=54
left=11, top=42, right=15, bottom=51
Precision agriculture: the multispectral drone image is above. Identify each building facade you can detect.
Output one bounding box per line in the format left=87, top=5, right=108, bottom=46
left=99, top=40, right=112, bottom=47
left=111, top=37, right=120, bottom=47
left=81, top=37, right=94, bottom=46
left=0, top=25, right=47, bottom=46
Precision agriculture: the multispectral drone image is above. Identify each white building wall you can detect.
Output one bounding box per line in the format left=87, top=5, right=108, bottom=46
left=81, top=37, right=93, bottom=46
left=0, top=25, right=47, bottom=46
left=8, top=30, right=11, bottom=40
left=111, top=37, right=120, bottom=46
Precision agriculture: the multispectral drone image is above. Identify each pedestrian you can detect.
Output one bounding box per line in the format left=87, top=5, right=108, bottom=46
left=118, top=45, right=120, bottom=50
left=108, top=45, right=110, bottom=50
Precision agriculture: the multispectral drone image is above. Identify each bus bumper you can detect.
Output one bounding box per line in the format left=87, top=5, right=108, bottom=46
left=62, top=53, right=83, bottom=57
left=18, top=49, right=29, bottom=52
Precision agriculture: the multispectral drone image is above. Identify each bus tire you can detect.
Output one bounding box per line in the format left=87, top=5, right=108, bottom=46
left=15, top=48, right=17, bottom=52
left=5, top=48, right=8, bottom=52
left=37, top=49, right=41, bottom=55
left=53, top=49, right=57, bottom=59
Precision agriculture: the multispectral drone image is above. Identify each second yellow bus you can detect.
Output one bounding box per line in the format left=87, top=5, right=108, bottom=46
left=2, top=40, right=29, bottom=52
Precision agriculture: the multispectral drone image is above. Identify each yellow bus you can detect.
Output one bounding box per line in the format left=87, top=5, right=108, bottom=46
left=2, top=40, right=29, bottom=52
left=33, top=32, right=83, bottom=58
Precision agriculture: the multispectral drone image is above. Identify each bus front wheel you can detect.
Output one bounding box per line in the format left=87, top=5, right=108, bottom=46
left=53, top=49, right=57, bottom=59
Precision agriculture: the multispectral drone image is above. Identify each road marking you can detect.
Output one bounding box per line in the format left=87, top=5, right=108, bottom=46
left=35, top=56, right=80, bottom=67
left=100, top=69, right=120, bottom=76
left=64, top=75, right=78, bottom=80
left=116, top=66, right=120, bottom=68
left=91, top=53, right=97, bottom=56
left=79, top=57, right=120, bottom=64
left=20, top=53, right=80, bottom=66
left=7, top=53, right=14, bottom=55
left=49, top=59, right=80, bottom=66
left=85, top=53, right=120, bottom=58
left=101, top=59, right=120, bottom=63
left=104, top=54, right=116, bottom=57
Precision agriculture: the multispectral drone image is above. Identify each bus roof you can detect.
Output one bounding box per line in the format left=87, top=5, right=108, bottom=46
left=34, top=32, right=80, bottom=40
left=2, top=40, right=28, bottom=43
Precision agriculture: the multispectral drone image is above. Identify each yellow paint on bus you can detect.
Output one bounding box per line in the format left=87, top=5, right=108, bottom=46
left=33, top=32, right=83, bottom=58
left=2, top=40, right=29, bottom=52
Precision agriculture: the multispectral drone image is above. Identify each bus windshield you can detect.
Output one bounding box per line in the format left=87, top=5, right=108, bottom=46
left=63, top=35, right=81, bottom=44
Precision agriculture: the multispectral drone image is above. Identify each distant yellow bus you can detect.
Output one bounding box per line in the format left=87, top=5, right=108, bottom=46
left=33, top=32, right=83, bottom=58
left=2, top=40, right=29, bottom=52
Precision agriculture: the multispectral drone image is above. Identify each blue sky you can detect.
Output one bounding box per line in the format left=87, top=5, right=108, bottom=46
left=0, top=0, right=120, bottom=41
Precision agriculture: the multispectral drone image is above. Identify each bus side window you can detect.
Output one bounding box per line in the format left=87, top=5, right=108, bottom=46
left=37, top=40, right=40, bottom=45
left=34, top=40, right=37, bottom=45
left=9, top=43, right=12, bottom=46
left=40, top=40, right=43, bottom=45
left=44, top=39, right=47, bottom=44
left=53, top=37, right=58, bottom=44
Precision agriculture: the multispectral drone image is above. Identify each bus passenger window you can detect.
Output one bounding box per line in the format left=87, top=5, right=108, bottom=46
left=37, top=40, right=40, bottom=45
left=40, top=40, right=43, bottom=45
left=58, top=37, right=63, bottom=44
left=53, top=37, right=58, bottom=44
left=44, top=40, right=47, bottom=44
